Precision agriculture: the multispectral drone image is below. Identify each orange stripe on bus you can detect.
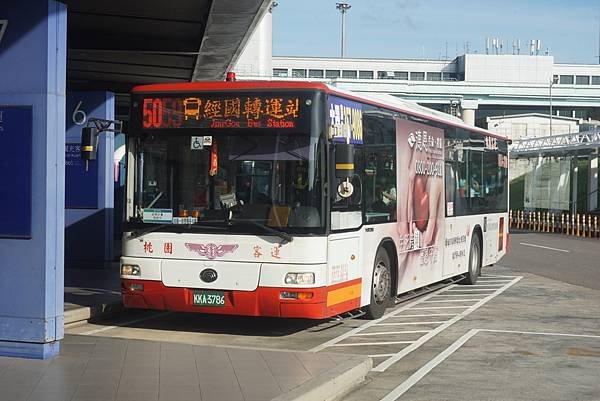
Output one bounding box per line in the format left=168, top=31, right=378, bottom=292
left=327, top=283, right=361, bottom=307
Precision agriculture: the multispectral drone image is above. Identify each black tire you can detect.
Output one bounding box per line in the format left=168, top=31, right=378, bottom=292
left=461, top=233, right=481, bottom=285
left=364, top=247, right=393, bottom=319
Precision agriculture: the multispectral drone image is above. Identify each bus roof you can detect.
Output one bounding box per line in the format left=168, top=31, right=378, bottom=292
left=132, top=81, right=508, bottom=140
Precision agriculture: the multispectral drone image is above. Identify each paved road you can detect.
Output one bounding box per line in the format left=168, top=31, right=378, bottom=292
left=65, top=232, right=600, bottom=400
left=502, top=231, right=600, bottom=290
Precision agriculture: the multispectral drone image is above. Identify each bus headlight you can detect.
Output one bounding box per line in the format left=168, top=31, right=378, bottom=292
left=121, top=264, right=140, bottom=276
left=284, top=272, right=315, bottom=285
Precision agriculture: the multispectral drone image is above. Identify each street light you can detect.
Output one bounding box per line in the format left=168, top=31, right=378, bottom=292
left=336, top=3, right=351, bottom=58
left=549, top=77, right=557, bottom=135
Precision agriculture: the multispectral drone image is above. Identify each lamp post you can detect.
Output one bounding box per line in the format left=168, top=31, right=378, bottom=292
left=336, top=3, right=351, bottom=58
left=549, top=78, right=556, bottom=136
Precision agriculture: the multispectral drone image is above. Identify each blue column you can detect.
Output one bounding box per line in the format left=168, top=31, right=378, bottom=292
left=65, top=91, right=115, bottom=265
left=0, top=0, right=67, bottom=359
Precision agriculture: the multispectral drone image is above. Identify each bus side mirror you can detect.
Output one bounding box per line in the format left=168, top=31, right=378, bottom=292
left=334, top=142, right=354, bottom=178
left=334, top=142, right=355, bottom=198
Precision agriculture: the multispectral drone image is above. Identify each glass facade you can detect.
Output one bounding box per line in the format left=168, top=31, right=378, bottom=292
left=292, top=69, right=306, bottom=78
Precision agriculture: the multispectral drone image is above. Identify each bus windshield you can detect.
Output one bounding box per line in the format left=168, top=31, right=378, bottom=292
left=132, top=131, right=325, bottom=234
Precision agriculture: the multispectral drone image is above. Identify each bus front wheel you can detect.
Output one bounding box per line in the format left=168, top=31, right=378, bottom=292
left=461, top=233, right=481, bottom=285
left=365, top=247, right=392, bottom=319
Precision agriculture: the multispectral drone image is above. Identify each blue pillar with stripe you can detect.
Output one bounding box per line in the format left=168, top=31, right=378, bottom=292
left=0, top=0, right=67, bottom=358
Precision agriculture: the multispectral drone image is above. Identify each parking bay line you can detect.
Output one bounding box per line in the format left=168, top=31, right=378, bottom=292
left=391, top=313, right=458, bottom=318
left=379, top=328, right=600, bottom=401
left=519, top=242, right=570, bottom=253
left=372, top=276, right=522, bottom=372
left=375, top=321, right=448, bottom=326
left=355, top=330, right=430, bottom=336
left=331, top=340, right=415, bottom=347
left=79, top=311, right=172, bottom=336
left=309, top=284, right=457, bottom=353
left=422, top=299, right=484, bottom=303
left=409, top=306, right=472, bottom=310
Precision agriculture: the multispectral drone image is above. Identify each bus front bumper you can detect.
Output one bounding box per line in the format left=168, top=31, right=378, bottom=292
left=121, top=279, right=361, bottom=320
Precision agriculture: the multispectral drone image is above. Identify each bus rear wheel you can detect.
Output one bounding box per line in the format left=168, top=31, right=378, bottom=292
left=461, top=233, right=481, bottom=285
left=365, top=247, right=392, bottom=319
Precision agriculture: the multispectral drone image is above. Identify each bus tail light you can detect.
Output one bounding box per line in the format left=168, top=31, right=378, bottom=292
left=280, top=291, right=314, bottom=300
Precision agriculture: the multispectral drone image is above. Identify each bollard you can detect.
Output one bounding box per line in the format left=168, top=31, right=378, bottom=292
left=596, top=216, right=599, bottom=238
left=520, top=210, right=524, bottom=229
left=542, top=212, right=546, bottom=232
left=551, top=213, right=555, bottom=233
left=561, top=213, right=565, bottom=234
left=576, top=214, right=580, bottom=237
left=583, top=214, right=587, bottom=238
left=510, top=210, right=513, bottom=228
left=566, top=213, right=570, bottom=235
left=545, top=212, right=550, bottom=232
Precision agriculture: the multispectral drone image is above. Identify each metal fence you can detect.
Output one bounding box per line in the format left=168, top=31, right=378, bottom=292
left=510, top=210, right=600, bottom=238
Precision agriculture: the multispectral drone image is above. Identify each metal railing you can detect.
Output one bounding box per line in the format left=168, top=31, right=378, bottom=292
left=510, top=210, right=600, bottom=238
left=510, top=130, right=600, bottom=157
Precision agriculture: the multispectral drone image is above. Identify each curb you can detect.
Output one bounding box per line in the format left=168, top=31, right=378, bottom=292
left=64, top=300, right=123, bottom=325
left=272, top=356, right=373, bottom=401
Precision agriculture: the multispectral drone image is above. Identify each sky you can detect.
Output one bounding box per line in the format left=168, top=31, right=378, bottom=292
left=272, top=0, right=600, bottom=64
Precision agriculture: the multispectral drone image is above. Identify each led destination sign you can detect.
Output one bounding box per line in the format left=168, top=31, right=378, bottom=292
left=134, top=93, right=310, bottom=131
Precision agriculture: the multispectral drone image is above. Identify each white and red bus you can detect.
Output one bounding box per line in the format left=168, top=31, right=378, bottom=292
left=121, top=80, right=509, bottom=319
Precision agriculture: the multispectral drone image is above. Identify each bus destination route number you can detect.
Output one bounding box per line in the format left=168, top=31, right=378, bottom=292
left=139, top=95, right=305, bottom=130
left=193, top=290, right=226, bottom=307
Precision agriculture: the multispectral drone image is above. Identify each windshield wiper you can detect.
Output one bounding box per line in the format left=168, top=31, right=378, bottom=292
left=129, top=223, right=170, bottom=239
left=229, top=218, right=293, bottom=244
left=129, top=221, right=226, bottom=239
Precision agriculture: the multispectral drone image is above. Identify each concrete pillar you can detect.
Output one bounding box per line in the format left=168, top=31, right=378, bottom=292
left=65, top=92, right=115, bottom=266
left=572, top=157, right=578, bottom=214
left=0, top=0, right=67, bottom=358
left=460, top=99, right=479, bottom=126
left=589, top=152, right=598, bottom=211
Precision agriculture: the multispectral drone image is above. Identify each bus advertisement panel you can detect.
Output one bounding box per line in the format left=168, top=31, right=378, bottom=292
left=396, top=119, right=445, bottom=293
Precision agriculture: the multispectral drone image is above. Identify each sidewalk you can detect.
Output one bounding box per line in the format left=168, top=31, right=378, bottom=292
left=55, top=265, right=372, bottom=401
left=0, top=334, right=371, bottom=401
left=64, top=263, right=122, bottom=325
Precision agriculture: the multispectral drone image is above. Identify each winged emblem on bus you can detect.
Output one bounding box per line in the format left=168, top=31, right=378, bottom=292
left=184, top=243, right=239, bottom=259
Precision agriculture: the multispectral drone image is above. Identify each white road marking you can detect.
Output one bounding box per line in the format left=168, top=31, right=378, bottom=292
left=391, top=313, right=458, bottom=318
left=372, top=276, right=522, bottom=372
left=446, top=289, right=498, bottom=292
left=475, top=279, right=512, bottom=282
left=309, top=284, right=456, bottom=353
left=79, top=312, right=172, bottom=336
left=332, top=340, right=414, bottom=347
left=410, top=306, right=471, bottom=310
left=370, top=353, right=397, bottom=358
left=379, top=327, right=600, bottom=401
left=519, top=242, right=570, bottom=253
left=429, top=294, right=488, bottom=297
left=471, top=283, right=506, bottom=288
left=479, top=329, right=600, bottom=339
left=422, top=299, right=484, bottom=303
left=355, top=330, right=430, bottom=336
left=375, top=321, right=448, bottom=326
left=379, top=329, right=480, bottom=401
